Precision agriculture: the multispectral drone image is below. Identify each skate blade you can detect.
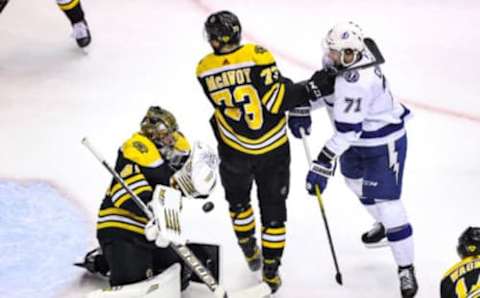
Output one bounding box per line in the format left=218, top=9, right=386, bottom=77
left=364, top=239, right=389, bottom=249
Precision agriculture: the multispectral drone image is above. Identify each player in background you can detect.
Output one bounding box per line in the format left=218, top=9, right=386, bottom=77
left=288, top=22, right=417, bottom=297
left=0, top=0, right=91, bottom=48
left=75, top=106, right=219, bottom=293
left=441, top=227, right=480, bottom=298
left=196, top=10, right=334, bottom=293
left=57, top=0, right=91, bottom=48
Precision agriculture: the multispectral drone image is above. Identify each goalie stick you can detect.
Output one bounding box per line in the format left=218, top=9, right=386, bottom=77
left=81, top=137, right=271, bottom=298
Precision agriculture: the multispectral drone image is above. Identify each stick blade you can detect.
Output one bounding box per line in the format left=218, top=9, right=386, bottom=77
left=364, top=37, right=385, bottom=64
left=335, top=273, right=343, bottom=285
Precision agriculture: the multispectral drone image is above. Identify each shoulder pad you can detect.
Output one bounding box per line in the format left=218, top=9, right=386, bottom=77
left=173, top=131, right=191, bottom=153
left=121, top=133, right=163, bottom=168
left=343, top=70, right=360, bottom=83
left=246, top=43, right=275, bottom=66
left=196, top=54, right=214, bottom=77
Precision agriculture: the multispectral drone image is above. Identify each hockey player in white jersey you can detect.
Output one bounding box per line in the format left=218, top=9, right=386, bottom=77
left=288, top=22, right=418, bottom=298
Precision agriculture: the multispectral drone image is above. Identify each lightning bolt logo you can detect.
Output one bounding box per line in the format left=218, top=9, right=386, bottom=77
left=388, top=142, right=400, bottom=184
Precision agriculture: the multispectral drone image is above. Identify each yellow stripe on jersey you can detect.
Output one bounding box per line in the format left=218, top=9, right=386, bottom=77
left=196, top=43, right=276, bottom=77
left=121, top=133, right=163, bottom=168
left=271, top=84, right=286, bottom=114
left=113, top=185, right=152, bottom=208
left=97, top=222, right=145, bottom=235
left=442, top=255, right=480, bottom=278
left=214, top=110, right=287, bottom=155
left=261, top=83, right=286, bottom=114
left=57, top=0, right=80, bottom=11
left=109, top=174, right=145, bottom=196
left=99, top=207, right=148, bottom=223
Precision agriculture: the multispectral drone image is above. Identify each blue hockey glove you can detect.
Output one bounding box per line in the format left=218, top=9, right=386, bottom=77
left=288, top=106, right=312, bottom=139
left=306, top=147, right=336, bottom=194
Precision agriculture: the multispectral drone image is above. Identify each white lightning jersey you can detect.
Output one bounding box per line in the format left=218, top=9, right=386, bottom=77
left=311, top=56, right=411, bottom=156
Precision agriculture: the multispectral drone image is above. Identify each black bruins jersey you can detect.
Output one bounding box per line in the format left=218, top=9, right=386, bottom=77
left=196, top=43, right=309, bottom=155
left=97, top=132, right=190, bottom=241
left=441, top=255, right=480, bottom=298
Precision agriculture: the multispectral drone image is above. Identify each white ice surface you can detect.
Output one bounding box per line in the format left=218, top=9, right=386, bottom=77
left=1, top=0, right=479, bottom=297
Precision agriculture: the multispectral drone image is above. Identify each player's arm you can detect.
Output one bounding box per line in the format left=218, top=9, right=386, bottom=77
left=248, top=46, right=310, bottom=114
left=111, top=139, right=172, bottom=216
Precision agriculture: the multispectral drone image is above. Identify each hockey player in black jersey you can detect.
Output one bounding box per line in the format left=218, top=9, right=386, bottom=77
left=75, top=106, right=220, bottom=294
left=441, top=227, right=480, bottom=298
left=196, top=10, right=334, bottom=293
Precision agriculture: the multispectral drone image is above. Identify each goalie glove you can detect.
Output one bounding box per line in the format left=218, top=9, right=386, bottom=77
left=172, top=141, right=219, bottom=199
left=145, top=185, right=185, bottom=247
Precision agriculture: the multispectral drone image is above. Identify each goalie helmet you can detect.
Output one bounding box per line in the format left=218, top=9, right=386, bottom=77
left=141, top=106, right=178, bottom=147
left=173, top=142, right=219, bottom=198
left=323, top=21, right=365, bottom=67
left=204, top=10, right=241, bottom=50
left=457, top=227, right=480, bottom=258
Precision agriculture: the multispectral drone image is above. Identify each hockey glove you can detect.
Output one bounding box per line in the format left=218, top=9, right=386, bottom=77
left=305, top=69, right=336, bottom=101
left=306, top=147, right=336, bottom=194
left=288, top=105, right=312, bottom=139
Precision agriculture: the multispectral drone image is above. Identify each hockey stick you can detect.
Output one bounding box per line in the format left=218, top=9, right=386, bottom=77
left=334, top=38, right=385, bottom=76
left=0, top=0, right=9, bottom=14
left=300, top=129, right=343, bottom=285
left=81, top=137, right=271, bottom=298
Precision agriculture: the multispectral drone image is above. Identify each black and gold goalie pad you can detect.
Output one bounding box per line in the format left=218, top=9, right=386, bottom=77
left=441, top=255, right=480, bottom=298
left=196, top=43, right=308, bottom=155
left=97, top=132, right=190, bottom=241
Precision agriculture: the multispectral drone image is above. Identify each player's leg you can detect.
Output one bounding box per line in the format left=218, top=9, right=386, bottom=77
left=340, top=148, right=386, bottom=247
left=218, top=147, right=260, bottom=271
left=363, top=134, right=417, bottom=297
left=101, top=239, right=155, bottom=286
left=56, top=0, right=91, bottom=47
left=255, top=145, right=290, bottom=293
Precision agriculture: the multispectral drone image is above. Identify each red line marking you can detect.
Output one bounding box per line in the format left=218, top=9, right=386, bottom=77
left=190, top=0, right=480, bottom=124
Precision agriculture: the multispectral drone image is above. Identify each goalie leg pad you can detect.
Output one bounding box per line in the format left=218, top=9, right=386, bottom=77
left=87, top=263, right=181, bottom=298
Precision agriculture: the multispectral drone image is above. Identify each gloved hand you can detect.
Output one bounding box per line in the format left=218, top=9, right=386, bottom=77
left=305, top=69, right=336, bottom=101
left=306, top=147, right=336, bottom=194
left=288, top=105, right=312, bottom=139
left=145, top=185, right=184, bottom=247
left=144, top=218, right=170, bottom=248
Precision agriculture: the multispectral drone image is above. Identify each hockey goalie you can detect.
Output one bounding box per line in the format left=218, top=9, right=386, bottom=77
left=75, top=106, right=221, bottom=298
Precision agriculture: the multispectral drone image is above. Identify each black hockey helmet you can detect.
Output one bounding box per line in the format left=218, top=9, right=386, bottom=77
left=457, top=227, right=480, bottom=258
left=204, top=10, right=241, bottom=49
left=140, top=106, right=178, bottom=146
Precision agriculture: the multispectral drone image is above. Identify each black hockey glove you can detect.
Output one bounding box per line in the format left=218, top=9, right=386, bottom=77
left=305, top=69, right=336, bottom=101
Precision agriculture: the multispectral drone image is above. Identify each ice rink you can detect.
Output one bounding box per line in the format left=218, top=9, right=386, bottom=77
left=1, top=0, right=479, bottom=297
